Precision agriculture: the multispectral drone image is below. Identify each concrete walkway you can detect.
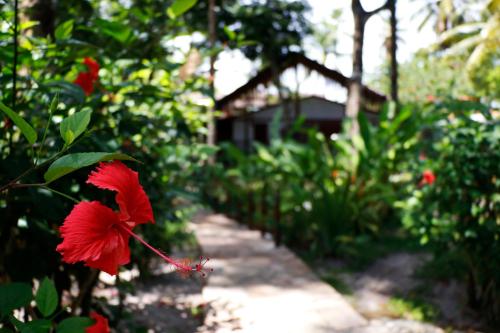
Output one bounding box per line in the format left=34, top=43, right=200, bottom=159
left=191, top=214, right=367, bottom=333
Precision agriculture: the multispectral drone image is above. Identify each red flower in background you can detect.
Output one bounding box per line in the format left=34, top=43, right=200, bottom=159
left=83, top=57, right=100, bottom=80
left=74, top=57, right=100, bottom=96
left=56, top=161, right=211, bottom=277
left=420, top=169, right=436, bottom=186
left=86, top=312, right=110, bottom=333
left=426, top=95, right=436, bottom=103
left=74, top=72, right=95, bottom=96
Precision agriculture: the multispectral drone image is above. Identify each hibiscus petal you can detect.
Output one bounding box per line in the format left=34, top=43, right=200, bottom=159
left=74, top=72, right=94, bottom=96
left=83, top=57, right=100, bottom=81
left=86, top=161, right=155, bottom=226
left=56, top=201, right=131, bottom=276
left=86, top=311, right=110, bottom=333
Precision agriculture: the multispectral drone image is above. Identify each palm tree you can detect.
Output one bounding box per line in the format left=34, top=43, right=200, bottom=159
left=434, top=1, right=498, bottom=67
left=425, top=0, right=499, bottom=97
left=413, top=0, right=466, bottom=34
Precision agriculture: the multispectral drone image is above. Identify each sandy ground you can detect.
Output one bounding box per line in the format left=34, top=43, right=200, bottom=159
left=314, top=252, right=489, bottom=332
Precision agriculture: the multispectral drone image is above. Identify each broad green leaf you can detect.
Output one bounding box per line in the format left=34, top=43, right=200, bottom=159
left=256, top=146, right=275, bottom=165
left=167, top=0, right=198, bottom=18
left=56, top=317, right=93, bottom=333
left=0, top=283, right=32, bottom=316
left=42, top=81, right=85, bottom=104
left=0, top=102, right=37, bottom=144
left=54, top=20, right=74, bottom=40
left=60, top=110, right=92, bottom=146
left=388, top=104, right=412, bottom=136
left=44, top=152, right=137, bottom=183
left=224, top=26, right=236, bottom=40
left=20, top=21, right=39, bottom=31
left=95, top=19, right=132, bottom=43
left=358, top=112, right=372, bottom=153
left=379, top=103, right=390, bottom=124
left=35, top=278, right=58, bottom=317
left=0, top=328, right=14, bottom=333
left=19, top=319, right=51, bottom=333
left=197, top=144, right=219, bottom=157
left=12, top=318, right=51, bottom=333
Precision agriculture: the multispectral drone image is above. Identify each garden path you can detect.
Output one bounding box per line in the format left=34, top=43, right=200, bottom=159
left=191, top=213, right=367, bottom=333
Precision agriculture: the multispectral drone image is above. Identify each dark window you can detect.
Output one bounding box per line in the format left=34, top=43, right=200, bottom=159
left=216, top=119, right=233, bottom=142
left=254, top=124, right=268, bottom=144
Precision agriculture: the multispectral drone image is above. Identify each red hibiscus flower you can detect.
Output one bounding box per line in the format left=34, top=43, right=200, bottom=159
left=74, top=72, right=95, bottom=96
left=426, top=95, right=436, bottom=103
left=56, top=161, right=211, bottom=277
left=83, top=57, right=100, bottom=81
left=86, top=312, right=110, bottom=333
left=74, top=57, right=100, bottom=96
left=420, top=169, right=436, bottom=186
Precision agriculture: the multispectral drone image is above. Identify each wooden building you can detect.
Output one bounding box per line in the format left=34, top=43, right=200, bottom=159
left=216, top=52, right=386, bottom=150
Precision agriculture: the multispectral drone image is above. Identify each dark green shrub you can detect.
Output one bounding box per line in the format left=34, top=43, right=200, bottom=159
left=399, top=103, right=500, bottom=322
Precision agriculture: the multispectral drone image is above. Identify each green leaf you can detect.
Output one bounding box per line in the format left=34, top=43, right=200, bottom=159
left=167, top=0, right=198, bottom=18
left=358, top=112, right=372, bottom=153
left=0, top=101, right=37, bottom=144
left=0, top=283, right=32, bottom=316
left=54, top=20, right=73, bottom=40
left=223, top=26, right=236, bottom=40
left=49, top=95, right=59, bottom=114
left=19, top=319, right=51, bottom=333
left=44, top=152, right=137, bottom=183
left=388, top=104, right=412, bottom=136
left=35, top=278, right=58, bottom=317
left=60, top=110, right=92, bottom=146
left=42, top=81, right=86, bottom=104
left=12, top=318, right=51, bottom=333
left=20, top=21, right=39, bottom=31
left=56, top=317, right=93, bottom=333
left=95, top=19, right=133, bottom=43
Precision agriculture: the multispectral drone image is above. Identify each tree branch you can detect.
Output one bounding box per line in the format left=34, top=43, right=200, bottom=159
left=12, top=0, right=18, bottom=110
left=352, top=0, right=366, bottom=17
left=365, top=0, right=391, bottom=20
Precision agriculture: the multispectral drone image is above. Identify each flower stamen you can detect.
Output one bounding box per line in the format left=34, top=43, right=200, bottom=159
left=118, top=224, right=212, bottom=277
left=192, top=256, right=214, bottom=277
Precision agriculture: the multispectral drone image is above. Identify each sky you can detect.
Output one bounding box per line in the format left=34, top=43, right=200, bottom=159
left=215, top=0, right=437, bottom=98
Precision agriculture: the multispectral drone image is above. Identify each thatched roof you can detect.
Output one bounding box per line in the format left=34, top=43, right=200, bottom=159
left=216, top=52, right=387, bottom=110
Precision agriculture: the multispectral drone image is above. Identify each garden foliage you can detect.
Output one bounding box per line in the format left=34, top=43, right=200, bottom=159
left=1, top=0, right=212, bottom=330
left=399, top=100, right=500, bottom=322
left=206, top=99, right=499, bottom=322
left=205, top=104, right=422, bottom=256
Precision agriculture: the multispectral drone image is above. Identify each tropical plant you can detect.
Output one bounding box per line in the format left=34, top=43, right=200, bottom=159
left=0, top=0, right=212, bottom=330
left=205, top=103, right=424, bottom=256
left=398, top=99, right=500, bottom=323
left=428, top=0, right=499, bottom=99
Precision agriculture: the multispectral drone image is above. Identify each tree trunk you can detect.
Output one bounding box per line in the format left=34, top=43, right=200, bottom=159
left=31, top=0, right=55, bottom=38
left=346, top=1, right=365, bottom=137
left=207, top=0, right=217, bottom=151
left=389, top=0, right=398, bottom=104
left=346, top=0, right=390, bottom=137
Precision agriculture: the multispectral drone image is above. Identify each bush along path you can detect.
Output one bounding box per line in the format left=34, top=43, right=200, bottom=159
left=191, top=214, right=456, bottom=333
